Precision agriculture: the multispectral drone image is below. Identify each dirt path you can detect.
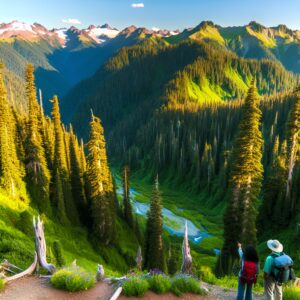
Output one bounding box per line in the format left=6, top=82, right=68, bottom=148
left=0, top=276, right=265, bottom=300
left=201, top=282, right=264, bottom=300
left=0, top=276, right=114, bottom=300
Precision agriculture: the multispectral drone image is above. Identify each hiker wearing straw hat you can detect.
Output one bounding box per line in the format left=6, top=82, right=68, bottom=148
left=263, top=239, right=294, bottom=300
left=263, top=240, right=283, bottom=300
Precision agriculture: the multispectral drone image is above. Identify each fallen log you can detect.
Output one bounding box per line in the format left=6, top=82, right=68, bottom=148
left=3, top=252, right=38, bottom=283
left=109, top=287, right=122, bottom=300
left=33, top=216, right=56, bottom=274
left=1, top=259, right=23, bottom=272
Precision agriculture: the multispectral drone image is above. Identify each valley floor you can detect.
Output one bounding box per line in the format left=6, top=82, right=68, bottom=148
left=0, top=276, right=265, bottom=300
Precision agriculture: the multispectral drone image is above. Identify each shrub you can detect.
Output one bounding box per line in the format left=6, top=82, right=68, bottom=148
left=283, top=286, right=300, bottom=300
left=198, top=266, right=217, bottom=284
left=148, top=275, right=171, bottom=294
left=51, top=269, right=73, bottom=289
left=52, top=240, right=65, bottom=267
left=65, top=272, right=95, bottom=292
left=50, top=267, right=95, bottom=292
left=0, top=278, right=5, bottom=291
left=171, top=275, right=205, bottom=296
left=122, top=278, right=149, bottom=297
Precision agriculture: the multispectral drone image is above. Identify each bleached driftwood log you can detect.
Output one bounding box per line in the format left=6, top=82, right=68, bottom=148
left=1, top=260, right=23, bottom=273
left=33, top=216, right=56, bottom=274
left=3, top=252, right=38, bottom=282
left=96, top=264, right=105, bottom=281
left=135, top=246, right=142, bottom=271
left=109, top=287, right=122, bottom=300
left=181, top=221, right=192, bottom=274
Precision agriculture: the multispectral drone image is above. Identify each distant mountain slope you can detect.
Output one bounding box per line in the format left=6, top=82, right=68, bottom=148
left=2, top=19, right=300, bottom=114
left=66, top=38, right=295, bottom=141
left=0, top=21, right=162, bottom=112
left=167, top=21, right=300, bottom=74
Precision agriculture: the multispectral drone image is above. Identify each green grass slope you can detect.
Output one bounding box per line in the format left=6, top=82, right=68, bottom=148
left=0, top=188, right=139, bottom=276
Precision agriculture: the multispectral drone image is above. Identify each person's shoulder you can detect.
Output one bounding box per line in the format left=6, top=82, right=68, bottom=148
left=265, top=255, right=274, bottom=262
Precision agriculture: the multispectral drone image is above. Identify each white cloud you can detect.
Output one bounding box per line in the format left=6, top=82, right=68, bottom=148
left=152, top=27, right=160, bottom=32
left=62, top=18, right=81, bottom=25
left=131, top=3, right=144, bottom=8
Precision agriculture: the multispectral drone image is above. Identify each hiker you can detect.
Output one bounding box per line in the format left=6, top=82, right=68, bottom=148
left=263, top=239, right=294, bottom=300
left=237, top=242, right=259, bottom=300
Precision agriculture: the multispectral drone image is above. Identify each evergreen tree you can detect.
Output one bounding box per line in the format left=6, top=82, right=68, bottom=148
left=168, top=244, right=180, bottom=275
left=123, top=165, right=133, bottom=227
left=259, top=138, right=287, bottom=231
left=0, top=64, right=25, bottom=197
left=86, top=114, right=116, bottom=245
left=285, top=87, right=300, bottom=210
left=134, top=216, right=143, bottom=245
left=24, top=64, right=51, bottom=214
left=144, top=176, right=165, bottom=271
left=51, top=96, right=78, bottom=224
left=217, top=80, right=263, bottom=276
left=69, top=125, right=87, bottom=224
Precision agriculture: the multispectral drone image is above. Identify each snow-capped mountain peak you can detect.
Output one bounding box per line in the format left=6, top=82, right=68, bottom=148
left=84, top=25, right=120, bottom=44
left=0, top=20, right=180, bottom=47
left=0, top=20, right=36, bottom=36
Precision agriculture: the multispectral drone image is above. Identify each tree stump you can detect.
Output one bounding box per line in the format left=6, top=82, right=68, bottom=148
left=33, top=216, right=56, bottom=274
left=96, top=264, right=105, bottom=281
left=181, top=221, right=192, bottom=274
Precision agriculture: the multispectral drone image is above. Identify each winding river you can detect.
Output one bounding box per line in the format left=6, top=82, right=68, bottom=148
left=116, top=185, right=211, bottom=245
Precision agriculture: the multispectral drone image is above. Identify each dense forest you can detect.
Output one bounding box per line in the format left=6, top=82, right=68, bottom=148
left=63, top=31, right=300, bottom=276
left=1, top=19, right=300, bottom=288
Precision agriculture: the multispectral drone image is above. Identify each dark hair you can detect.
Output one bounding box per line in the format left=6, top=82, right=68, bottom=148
left=244, top=245, right=259, bottom=263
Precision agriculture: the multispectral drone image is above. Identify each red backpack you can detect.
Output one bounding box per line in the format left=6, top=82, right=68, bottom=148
left=241, top=260, right=258, bottom=284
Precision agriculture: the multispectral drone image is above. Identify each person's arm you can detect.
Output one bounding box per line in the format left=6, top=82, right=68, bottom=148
left=237, top=242, right=243, bottom=259
left=263, top=256, right=272, bottom=279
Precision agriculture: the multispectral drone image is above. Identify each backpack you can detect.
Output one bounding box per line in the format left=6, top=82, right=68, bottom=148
left=240, top=260, right=258, bottom=284
left=271, top=253, right=295, bottom=285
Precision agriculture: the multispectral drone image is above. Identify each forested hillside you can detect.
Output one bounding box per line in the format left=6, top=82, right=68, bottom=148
left=0, top=63, right=141, bottom=274
left=63, top=22, right=300, bottom=276
left=0, top=22, right=155, bottom=113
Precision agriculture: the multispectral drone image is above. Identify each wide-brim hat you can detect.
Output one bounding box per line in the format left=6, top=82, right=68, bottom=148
left=267, top=239, right=283, bottom=253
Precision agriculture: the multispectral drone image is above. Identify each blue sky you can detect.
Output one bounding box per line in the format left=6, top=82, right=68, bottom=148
left=1, top=0, right=300, bottom=30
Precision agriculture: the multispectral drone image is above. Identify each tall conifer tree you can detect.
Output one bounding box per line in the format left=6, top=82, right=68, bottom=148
left=51, top=96, right=78, bottom=224
left=69, top=125, right=87, bottom=224
left=0, top=64, right=25, bottom=197
left=123, top=166, right=133, bottom=227
left=217, top=80, right=263, bottom=275
left=86, top=114, right=116, bottom=245
left=144, top=176, right=165, bottom=271
left=24, top=64, right=51, bottom=214
left=285, top=88, right=300, bottom=210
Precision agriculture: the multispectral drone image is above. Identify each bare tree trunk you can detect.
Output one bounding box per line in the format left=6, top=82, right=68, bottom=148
left=135, top=246, right=142, bottom=271
left=3, top=253, right=38, bottom=282
left=33, top=216, right=56, bottom=274
left=181, top=221, right=192, bottom=274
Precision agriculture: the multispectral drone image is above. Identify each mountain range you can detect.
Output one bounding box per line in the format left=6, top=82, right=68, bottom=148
left=1, top=19, right=300, bottom=115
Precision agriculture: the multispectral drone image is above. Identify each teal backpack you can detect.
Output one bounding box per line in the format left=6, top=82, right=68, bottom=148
left=271, top=253, right=295, bottom=285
